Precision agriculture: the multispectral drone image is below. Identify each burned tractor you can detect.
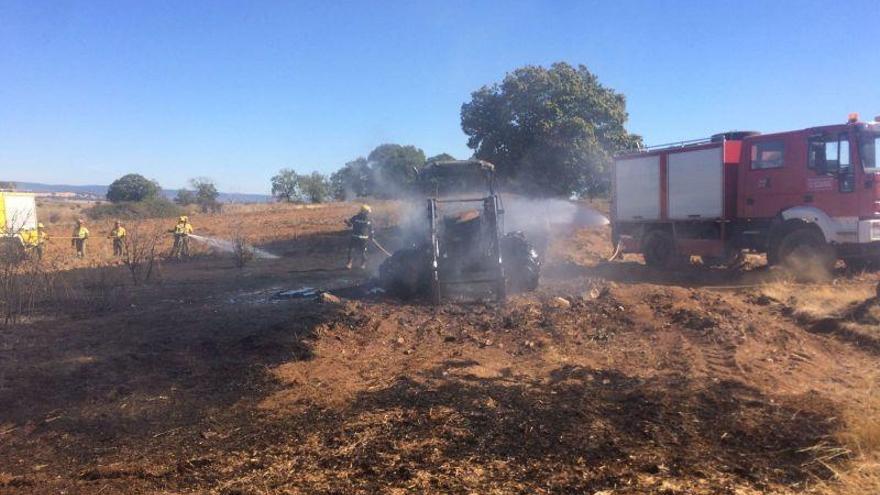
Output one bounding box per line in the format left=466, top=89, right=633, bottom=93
left=379, top=160, right=540, bottom=304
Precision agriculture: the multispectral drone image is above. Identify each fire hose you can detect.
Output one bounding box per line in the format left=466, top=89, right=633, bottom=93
left=371, top=238, right=392, bottom=257
left=607, top=241, right=622, bottom=262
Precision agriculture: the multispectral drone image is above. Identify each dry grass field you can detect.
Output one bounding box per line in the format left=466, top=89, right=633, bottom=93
left=1, top=201, right=878, bottom=494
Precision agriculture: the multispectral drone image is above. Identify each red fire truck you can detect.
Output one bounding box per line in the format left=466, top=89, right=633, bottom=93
left=611, top=114, right=880, bottom=271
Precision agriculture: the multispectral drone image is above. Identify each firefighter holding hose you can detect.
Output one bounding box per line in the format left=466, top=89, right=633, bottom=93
left=71, top=219, right=89, bottom=258
left=345, top=204, right=373, bottom=270
left=33, top=223, right=48, bottom=260
left=20, top=223, right=48, bottom=260
left=169, top=215, right=193, bottom=259
left=108, top=220, right=127, bottom=257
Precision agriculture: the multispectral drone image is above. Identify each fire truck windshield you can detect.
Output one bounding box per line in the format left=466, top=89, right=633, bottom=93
left=860, top=128, right=880, bottom=172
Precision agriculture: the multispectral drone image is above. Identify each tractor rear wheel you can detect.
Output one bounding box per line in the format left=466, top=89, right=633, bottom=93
left=501, top=232, right=540, bottom=293
left=379, top=247, right=431, bottom=299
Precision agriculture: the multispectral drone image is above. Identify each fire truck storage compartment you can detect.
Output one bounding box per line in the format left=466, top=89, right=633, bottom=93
left=614, top=154, right=660, bottom=221
left=667, top=146, right=724, bottom=220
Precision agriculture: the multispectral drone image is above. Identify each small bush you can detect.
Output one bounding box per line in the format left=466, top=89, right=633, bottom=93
left=232, top=235, right=254, bottom=269
left=0, top=256, right=52, bottom=326
left=85, top=198, right=183, bottom=220
left=122, top=224, right=164, bottom=285
left=230, top=222, right=254, bottom=269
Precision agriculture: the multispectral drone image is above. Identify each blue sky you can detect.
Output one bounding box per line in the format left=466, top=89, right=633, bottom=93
left=1, top=0, right=878, bottom=194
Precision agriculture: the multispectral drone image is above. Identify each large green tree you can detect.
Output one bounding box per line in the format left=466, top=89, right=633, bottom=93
left=190, top=177, right=220, bottom=213
left=367, top=144, right=426, bottom=197
left=299, top=171, right=330, bottom=203
left=330, top=157, right=371, bottom=200
left=271, top=168, right=301, bottom=203
left=174, top=189, right=196, bottom=205
left=460, top=62, right=641, bottom=197
left=106, top=174, right=159, bottom=203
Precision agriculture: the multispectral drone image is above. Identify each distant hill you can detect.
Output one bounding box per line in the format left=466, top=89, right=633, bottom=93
left=8, top=181, right=272, bottom=203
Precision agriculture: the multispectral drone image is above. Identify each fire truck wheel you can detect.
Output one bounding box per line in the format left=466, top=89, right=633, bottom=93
left=776, top=229, right=835, bottom=280
left=642, top=230, right=681, bottom=269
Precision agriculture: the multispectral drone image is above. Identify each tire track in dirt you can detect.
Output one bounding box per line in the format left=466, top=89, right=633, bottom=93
left=639, top=287, right=745, bottom=382
left=692, top=286, right=875, bottom=398
left=701, top=337, right=741, bottom=377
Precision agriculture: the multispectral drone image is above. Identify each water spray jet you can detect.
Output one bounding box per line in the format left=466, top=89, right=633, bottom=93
left=187, top=234, right=280, bottom=259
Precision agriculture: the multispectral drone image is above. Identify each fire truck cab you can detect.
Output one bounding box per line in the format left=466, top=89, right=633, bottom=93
left=612, top=115, right=880, bottom=272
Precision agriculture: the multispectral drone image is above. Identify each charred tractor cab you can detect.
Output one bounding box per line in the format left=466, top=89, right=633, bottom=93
left=379, top=160, right=539, bottom=304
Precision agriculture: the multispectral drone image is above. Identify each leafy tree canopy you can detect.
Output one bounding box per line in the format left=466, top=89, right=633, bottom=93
left=271, top=168, right=301, bottom=203
left=174, top=189, right=196, bottom=206
left=299, top=172, right=330, bottom=204
left=330, top=158, right=371, bottom=200
left=426, top=153, right=456, bottom=163
left=106, top=174, right=159, bottom=203
left=271, top=169, right=331, bottom=203
left=460, top=62, right=641, bottom=197
left=367, top=144, right=426, bottom=198
left=190, top=177, right=220, bottom=213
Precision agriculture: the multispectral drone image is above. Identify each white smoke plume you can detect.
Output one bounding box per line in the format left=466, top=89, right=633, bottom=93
left=386, top=193, right=608, bottom=255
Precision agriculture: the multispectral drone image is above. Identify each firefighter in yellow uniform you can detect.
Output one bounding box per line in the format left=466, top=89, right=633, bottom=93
left=108, top=220, right=127, bottom=256
left=169, top=216, right=193, bottom=259
left=19, top=226, right=37, bottom=259
left=36, top=223, right=48, bottom=259
left=20, top=223, right=49, bottom=260
left=71, top=219, right=89, bottom=258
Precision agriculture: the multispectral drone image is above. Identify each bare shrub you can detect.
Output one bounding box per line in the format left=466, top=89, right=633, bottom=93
left=122, top=224, right=164, bottom=285
left=0, top=239, right=25, bottom=266
left=0, top=213, right=42, bottom=325
left=0, top=256, right=56, bottom=326
left=232, top=227, right=255, bottom=269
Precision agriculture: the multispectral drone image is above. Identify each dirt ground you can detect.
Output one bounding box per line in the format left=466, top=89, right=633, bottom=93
left=1, top=201, right=879, bottom=494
